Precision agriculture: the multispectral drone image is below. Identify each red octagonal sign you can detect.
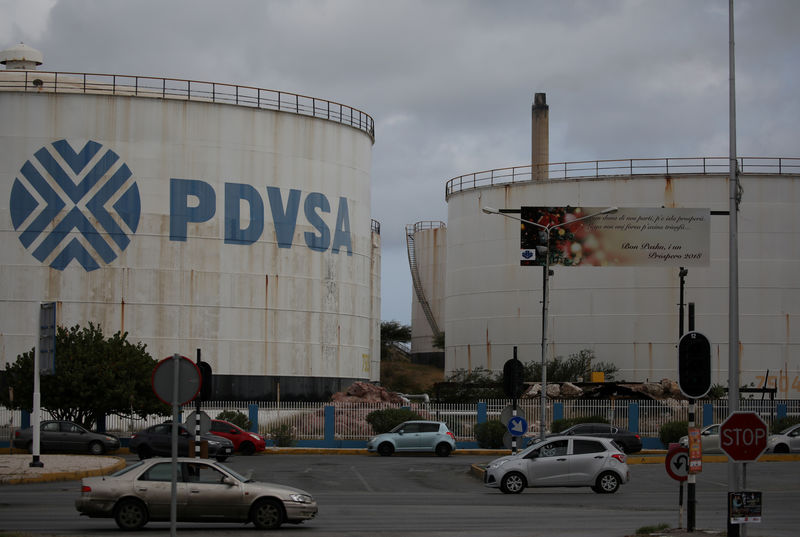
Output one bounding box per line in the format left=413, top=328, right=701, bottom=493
left=720, top=412, right=768, bottom=462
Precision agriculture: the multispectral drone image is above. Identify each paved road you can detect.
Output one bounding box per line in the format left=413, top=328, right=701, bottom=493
left=1, top=452, right=797, bottom=536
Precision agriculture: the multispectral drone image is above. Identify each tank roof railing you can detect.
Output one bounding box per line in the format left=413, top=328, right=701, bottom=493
left=445, top=156, right=800, bottom=199
left=0, top=70, right=374, bottom=142
left=406, top=221, right=447, bottom=235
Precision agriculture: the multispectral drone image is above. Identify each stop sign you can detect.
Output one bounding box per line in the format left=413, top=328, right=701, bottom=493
left=719, top=412, right=768, bottom=462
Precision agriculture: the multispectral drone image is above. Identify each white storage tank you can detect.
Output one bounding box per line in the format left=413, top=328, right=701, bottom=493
left=0, top=45, right=380, bottom=400
left=407, top=221, right=446, bottom=366
left=444, top=162, right=800, bottom=397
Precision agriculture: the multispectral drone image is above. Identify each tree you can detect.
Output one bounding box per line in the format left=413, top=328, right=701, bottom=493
left=380, top=320, right=412, bottom=360
left=523, top=349, right=618, bottom=382
left=0, top=323, right=168, bottom=429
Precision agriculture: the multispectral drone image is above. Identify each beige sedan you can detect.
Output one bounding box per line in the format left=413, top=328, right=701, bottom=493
left=76, top=457, right=317, bottom=530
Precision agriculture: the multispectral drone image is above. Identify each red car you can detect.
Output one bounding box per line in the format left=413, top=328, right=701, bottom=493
left=209, top=419, right=267, bottom=455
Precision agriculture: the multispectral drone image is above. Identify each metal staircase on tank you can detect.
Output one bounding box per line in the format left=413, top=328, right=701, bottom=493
left=406, top=222, right=445, bottom=338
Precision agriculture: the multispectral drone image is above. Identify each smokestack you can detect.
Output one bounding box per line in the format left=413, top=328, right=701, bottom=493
left=531, top=92, right=549, bottom=181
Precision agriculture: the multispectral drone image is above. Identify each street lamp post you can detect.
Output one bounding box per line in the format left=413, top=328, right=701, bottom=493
left=483, top=206, right=617, bottom=440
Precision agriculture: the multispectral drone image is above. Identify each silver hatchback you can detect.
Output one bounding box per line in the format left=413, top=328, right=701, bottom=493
left=367, top=420, right=456, bottom=457
left=484, top=435, right=630, bottom=494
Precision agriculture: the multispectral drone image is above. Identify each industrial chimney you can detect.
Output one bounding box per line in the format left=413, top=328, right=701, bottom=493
left=531, top=92, right=549, bottom=181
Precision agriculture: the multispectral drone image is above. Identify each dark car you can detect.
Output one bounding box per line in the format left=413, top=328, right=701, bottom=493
left=129, top=423, right=234, bottom=461
left=557, top=423, right=642, bottom=454
left=209, top=419, right=267, bottom=455
left=13, top=420, right=120, bottom=455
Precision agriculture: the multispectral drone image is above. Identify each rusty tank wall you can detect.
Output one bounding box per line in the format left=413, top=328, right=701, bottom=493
left=445, top=172, right=800, bottom=397
left=0, top=83, right=377, bottom=400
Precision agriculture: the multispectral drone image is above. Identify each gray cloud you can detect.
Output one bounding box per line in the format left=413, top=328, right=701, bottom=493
left=3, top=0, right=798, bottom=323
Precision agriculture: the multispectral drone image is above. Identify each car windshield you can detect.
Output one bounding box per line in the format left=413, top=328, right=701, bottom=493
left=389, top=423, right=409, bottom=433
left=779, top=425, right=798, bottom=435
left=215, top=462, right=252, bottom=483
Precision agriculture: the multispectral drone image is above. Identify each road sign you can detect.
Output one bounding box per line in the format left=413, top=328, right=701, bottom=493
left=507, top=416, right=528, bottom=437
left=665, top=445, right=689, bottom=482
left=151, top=354, right=201, bottom=406
left=720, top=412, right=768, bottom=462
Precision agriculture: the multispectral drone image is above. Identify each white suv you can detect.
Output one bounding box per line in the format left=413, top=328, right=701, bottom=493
left=484, top=435, right=630, bottom=494
left=367, top=420, right=456, bottom=457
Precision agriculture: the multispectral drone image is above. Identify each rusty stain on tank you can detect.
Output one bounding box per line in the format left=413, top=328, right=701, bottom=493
left=467, top=344, right=472, bottom=371
left=264, top=274, right=269, bottom=373
left=663, top=176, right=676, bottom=208
left=486, top=328, right=492, bottom=370
left=120, top=298, right=125, bottom=332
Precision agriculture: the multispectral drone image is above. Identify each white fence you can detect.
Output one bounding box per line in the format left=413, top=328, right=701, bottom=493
left=2, top=398, right=798, bottom=442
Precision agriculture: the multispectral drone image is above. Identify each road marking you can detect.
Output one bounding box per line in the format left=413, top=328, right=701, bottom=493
left=350, top=465, right=374, bottom=493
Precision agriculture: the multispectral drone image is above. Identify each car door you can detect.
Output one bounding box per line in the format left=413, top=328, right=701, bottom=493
left=395, top=422, right=421, bottom=450
left=39, top=421, right=61, bottom=451
left=418, top=423, right=441, bottom=450
left=60, top=422, right=86, bottom=452
left=521, top=439, right=570, bottom=487
left=136, top=462, right=188, bottom=520
left=568, top=439, right=608, bottom=485
left=788, top=425, right=800, bottom=452
left=184, top=461, right=247, bottom=520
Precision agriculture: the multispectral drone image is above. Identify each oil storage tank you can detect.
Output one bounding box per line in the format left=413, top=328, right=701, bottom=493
left=0, top=44, right=380, bottom=400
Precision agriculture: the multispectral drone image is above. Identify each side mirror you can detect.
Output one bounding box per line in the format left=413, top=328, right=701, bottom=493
left=222, top=476, right=236, bottom=486
left=398, top=430, right=404, bottom=435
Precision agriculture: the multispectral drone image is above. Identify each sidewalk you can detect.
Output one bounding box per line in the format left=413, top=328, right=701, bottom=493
left=0, top=453, right=126, bottom=485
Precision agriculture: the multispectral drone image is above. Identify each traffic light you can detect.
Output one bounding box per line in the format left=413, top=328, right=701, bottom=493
left=198, top=361, right=213, bottom=400
left=678, top=331, right=711, bottom=399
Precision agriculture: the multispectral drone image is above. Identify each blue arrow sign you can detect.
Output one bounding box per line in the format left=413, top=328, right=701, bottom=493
left=508, top=416, right=528, bottom=437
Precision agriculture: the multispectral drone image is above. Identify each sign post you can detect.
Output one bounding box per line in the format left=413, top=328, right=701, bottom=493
left=665, top=444, right=689, bottom=529
left=720, top=412, right=767, bottom=533
left=503, top=348, right=525, bottom=453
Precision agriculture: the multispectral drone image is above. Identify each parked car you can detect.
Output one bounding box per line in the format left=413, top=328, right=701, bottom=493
left=556, top=423, right=642, bottom=454
left=366, top=420, right=456, bottom=457
left=209, top=419, right=267, bottom=455
left=75, top=457, right=317, bottom=530
left=766, top=423, right=800, bottom=453
left=679, top=424, right=721, bottom=453
left=129, top=423, right=234, bottom=461
left=484, top=435, right=630, bottom=494
left=13, top=420, right=120, bottom=455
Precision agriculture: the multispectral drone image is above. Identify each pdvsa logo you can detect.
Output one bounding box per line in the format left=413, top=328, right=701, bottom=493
left=10, top=140, right=141, bottom=271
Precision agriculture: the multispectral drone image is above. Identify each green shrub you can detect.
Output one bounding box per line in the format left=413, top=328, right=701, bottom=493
left=267, top=423, right=297, bottom=447
left=550, top=415, right=608, bottom=433
left=473, top=420, right=507, bottom=448
left=365, top=408, right=424, bottom=434
left=771, top=416, right=800, bottom=434
left=659, top=420, right=688, bottom=447
left=215, top=410, right=251, bottom=430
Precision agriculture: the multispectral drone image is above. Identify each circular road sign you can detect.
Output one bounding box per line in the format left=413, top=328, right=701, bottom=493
left=719, top=411, right=768, bottom=462
left=507, top=416, right=528, bottom=437
left=152, top=354, right=201, bottom=406
left=665, top=445, right=689, bottom=482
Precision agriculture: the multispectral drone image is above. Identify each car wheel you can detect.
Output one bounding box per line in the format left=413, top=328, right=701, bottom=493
left=500, top=472, right=526, bottom=494
left=595, top=471, right=620, bottom=494
left=114, top=498, right=148, bottom=530
left=240, top=441, right=256, bottom=456
left=435, top=443, right=452, bottom=457
left=377, top=442, right=394, bottom=457
left=88, top=441, right=105, bottom=455
left=774, top=443, right=789, bottom=454
left=137, top=445, right=153, bottom=460
left=251, top=498, right=284, bottom=530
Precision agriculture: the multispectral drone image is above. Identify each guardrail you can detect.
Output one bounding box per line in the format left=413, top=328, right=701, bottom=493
left=0, top=70, right=375, bottom=142
left=445, top=157, right=800, bottom=199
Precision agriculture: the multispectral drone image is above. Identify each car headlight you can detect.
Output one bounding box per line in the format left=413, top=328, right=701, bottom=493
left=488, top=460, right=508, bottom=470
left=289, top=493, right=313, bottom=504
left=207, top=439, right=220, bottom=446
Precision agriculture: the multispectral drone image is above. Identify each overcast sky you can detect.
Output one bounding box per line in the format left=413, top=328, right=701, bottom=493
left=3, top=0, right=799, bottom=325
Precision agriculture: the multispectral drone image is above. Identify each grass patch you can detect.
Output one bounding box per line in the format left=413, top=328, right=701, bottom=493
left=635, top=523, right=671, bottom=535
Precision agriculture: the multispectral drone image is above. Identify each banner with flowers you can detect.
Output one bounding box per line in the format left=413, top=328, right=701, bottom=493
left=519, top=207, right=710, bottom=267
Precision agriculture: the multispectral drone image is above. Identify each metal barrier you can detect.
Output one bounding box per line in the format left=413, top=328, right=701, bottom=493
left=445, top=157, right=800, bottom=199
left=0, top=70, right=375, bottom=142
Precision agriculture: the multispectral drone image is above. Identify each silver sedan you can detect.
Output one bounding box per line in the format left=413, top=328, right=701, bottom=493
left=679, top=424, right=722, bottom=453
left=76, top=457, right=317, bottom=530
